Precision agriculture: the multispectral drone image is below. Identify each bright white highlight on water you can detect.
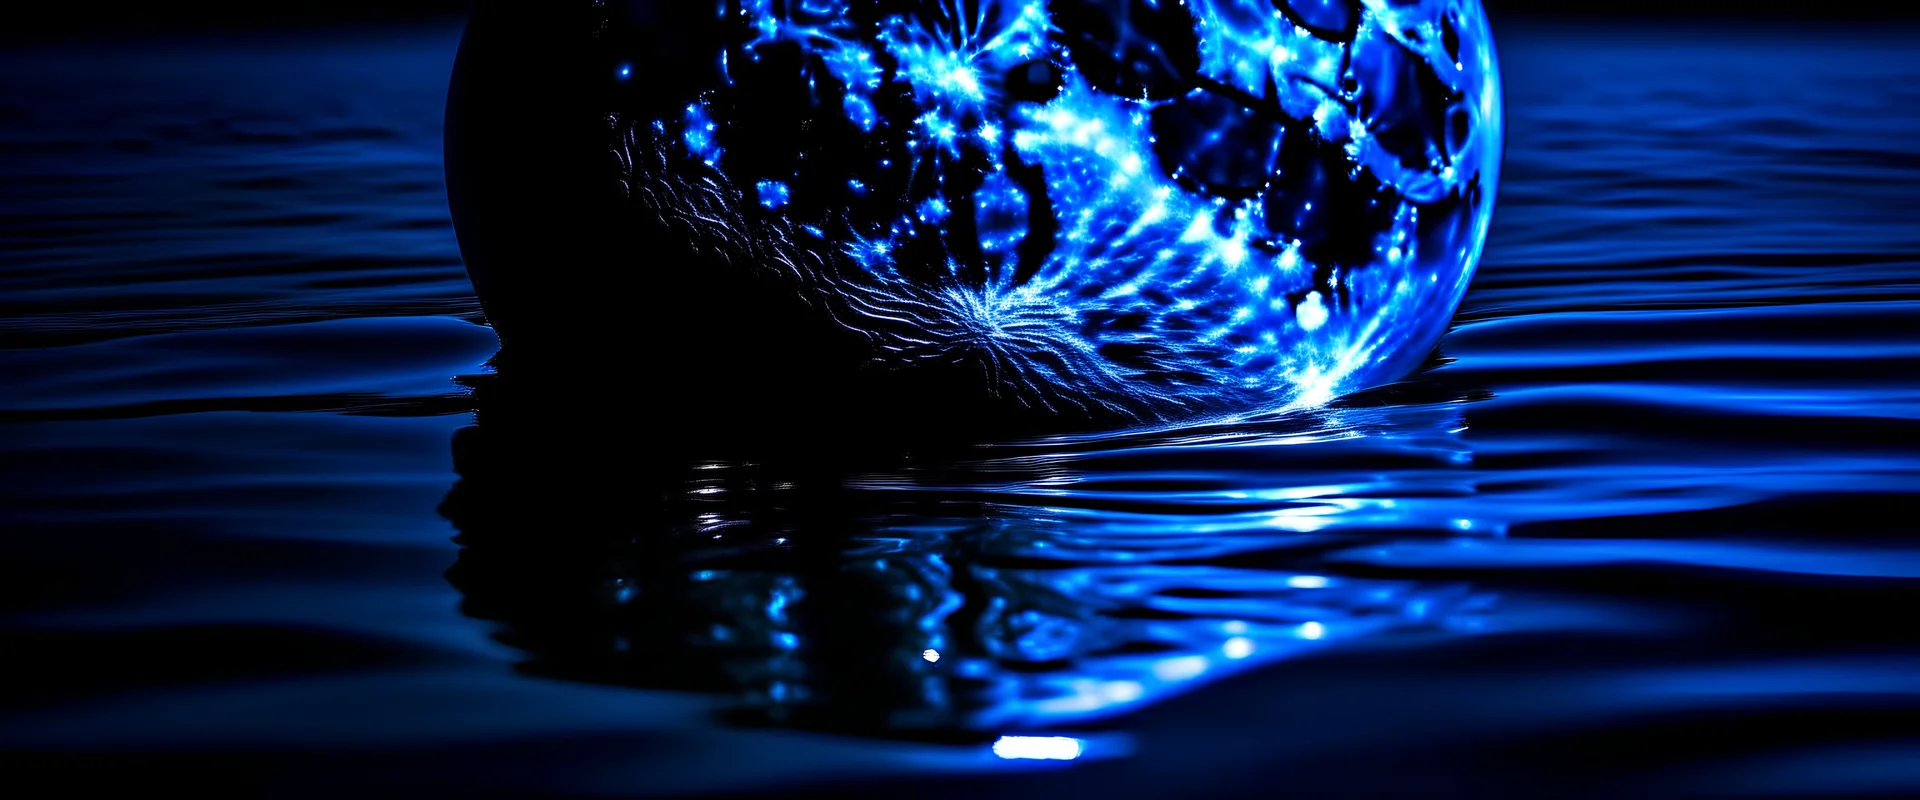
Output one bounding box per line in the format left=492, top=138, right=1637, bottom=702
left=1035, top=678, right=1145, bottom=715
left=1223, top=636, right=1255, bottom=659
left=1152, top=655, right=1209, bottom=681
left=1287, top=575, right=1331, bottom=589
left=1298, top=621, right=1326, bottom=640
left=1103, top=680, right=1144, bottom=703
left=993, top=736, right=1084, bottom=761
left=922, top=648, right=940, bottom=663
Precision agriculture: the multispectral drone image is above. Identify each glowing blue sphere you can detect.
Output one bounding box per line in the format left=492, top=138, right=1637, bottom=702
left=459, top=0, right=1502, bottom=425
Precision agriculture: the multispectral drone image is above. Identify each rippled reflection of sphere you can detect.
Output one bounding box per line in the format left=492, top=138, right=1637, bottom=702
left=450, top=1, right=1501, bottom=425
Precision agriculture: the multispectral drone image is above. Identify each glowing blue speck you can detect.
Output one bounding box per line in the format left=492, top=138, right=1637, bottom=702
left=757, top=180, right=790, bottom=211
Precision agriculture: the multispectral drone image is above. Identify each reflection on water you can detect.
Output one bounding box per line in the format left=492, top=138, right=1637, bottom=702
left=440, top=375, right=1522, bottom=744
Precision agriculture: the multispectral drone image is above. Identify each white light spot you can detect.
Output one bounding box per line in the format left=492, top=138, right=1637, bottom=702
left=1223, top=637, right=1255, bottom=659
left=994, top=736, right=1084, bottom=761
left=1298, top=621, right=1326, bottom=640
left=1219, top=238, right=1247, bottom=267
left=946, top=65, right=983, bottom=99
left=1287, top=575, right=1331, bottom=589
left=1181, top=211, right=1214, bottom=242
left=922, top=648, right=940, bottom=663
left=1103, top=680, right=1144, bottom=703
left=1297, top=291, right=1329, bottom=332
left=1152, top=655, right=1209, bottom=681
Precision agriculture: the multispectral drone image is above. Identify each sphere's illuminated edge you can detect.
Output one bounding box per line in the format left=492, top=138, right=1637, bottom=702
left=560, top=1, right=1502, bottom=425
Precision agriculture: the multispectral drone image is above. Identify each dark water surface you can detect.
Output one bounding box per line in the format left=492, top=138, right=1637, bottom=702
left=4, top=17, right=1920, bottom=798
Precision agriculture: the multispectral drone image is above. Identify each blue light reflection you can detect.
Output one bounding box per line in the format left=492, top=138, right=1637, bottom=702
left=445, top=399, right=1588, bottom=740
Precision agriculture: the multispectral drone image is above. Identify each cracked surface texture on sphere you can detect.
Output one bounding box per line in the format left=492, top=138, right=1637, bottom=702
left=605, top=0, right=1502, bottom=422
